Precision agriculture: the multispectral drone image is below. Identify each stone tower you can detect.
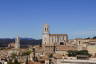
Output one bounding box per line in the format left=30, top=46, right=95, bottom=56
left=43, top=24, right=49, bottom=34
left=15, top=36, right=20, bottom=49
left=42, top=24, right=50, bottom=45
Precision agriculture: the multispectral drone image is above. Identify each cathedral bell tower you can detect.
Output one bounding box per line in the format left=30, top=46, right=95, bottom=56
left=15, top=36, right=20, bottom=49
left=43, top=24, right=49, bottom=34
left=42, top=24, right=50, bottom=45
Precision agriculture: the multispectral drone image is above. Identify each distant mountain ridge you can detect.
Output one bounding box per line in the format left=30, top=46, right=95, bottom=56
left=0, top=38, right=42, bottom=47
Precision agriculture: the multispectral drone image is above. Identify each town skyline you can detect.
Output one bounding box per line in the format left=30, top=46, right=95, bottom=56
left=1, top=0, right=96, bottom=64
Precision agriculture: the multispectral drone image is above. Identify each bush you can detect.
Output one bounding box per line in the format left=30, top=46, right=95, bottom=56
left=67, top=50, right=91, bottom=57
left=22, top=50, right=32, bottom=56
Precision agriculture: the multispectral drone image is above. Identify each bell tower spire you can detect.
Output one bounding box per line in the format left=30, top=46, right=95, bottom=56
left=15, top=36, right=20, bottom=49
left=43, top=24, right=49, bottom=34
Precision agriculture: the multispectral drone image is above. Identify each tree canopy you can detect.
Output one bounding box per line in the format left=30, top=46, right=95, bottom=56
left=67, top=50, right=91, bottom=57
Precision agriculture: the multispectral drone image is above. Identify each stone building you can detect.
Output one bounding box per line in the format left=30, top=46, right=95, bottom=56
left=69, top=38, right=96, bottom=56
left=8, top=42, right=15, bottom=48
left=8, top=36, right=20, bottom=49
left=15, top=36, right=20, bottom=49
left=42, top=24, right=68, bottom=54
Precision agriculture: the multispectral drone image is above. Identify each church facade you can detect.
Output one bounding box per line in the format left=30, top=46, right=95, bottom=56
left=42, top=24, right=68, bottom=54
left=42, top=24, right=68, bottom=46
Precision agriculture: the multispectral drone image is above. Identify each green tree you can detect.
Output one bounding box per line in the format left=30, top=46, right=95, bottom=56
left=67, top=50, right=91, bottom=57
left=11, top=53, right=17, bottom=58
left=22, top=50, right=32, bottom=56
left=67, top=50, right=78, bottom=57
left=78, top=50, right=91, bottom=57
left=14, top=58, right=20, bottom=64
left=8, top=61, right=14, bottom=64
left=48, top=54, right=53, bottom=58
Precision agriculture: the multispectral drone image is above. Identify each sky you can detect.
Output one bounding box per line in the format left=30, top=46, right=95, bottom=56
left=0, top=0, right=96, bottom=39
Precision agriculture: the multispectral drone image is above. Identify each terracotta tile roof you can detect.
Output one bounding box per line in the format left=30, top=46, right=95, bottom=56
left=39, top=55, right=49, bottom=60
left=28, top=61, right=41, bottom=64
left=56, top=45, right=77, bottom=51
left=53, top=54, right=63, bottom=59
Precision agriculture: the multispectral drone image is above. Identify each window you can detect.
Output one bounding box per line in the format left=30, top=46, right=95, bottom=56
left=60, top=42, right=64, bottom=45
left=45, top=28, right=46, bottom=31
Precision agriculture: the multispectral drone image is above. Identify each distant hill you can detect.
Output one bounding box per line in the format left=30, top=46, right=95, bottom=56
left=85, top=36, right=96, bottom=39
left=0, top=38, right=42, bottom=47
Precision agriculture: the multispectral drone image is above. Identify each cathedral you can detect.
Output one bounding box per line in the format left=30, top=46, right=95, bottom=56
left=42, top=24, right=68, bottom=46
left=42, top=24, right=68, bottom=54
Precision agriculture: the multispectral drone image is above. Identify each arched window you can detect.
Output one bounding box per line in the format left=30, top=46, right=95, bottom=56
left=45, top=28, right=46, bottom=31
left=79, top=41, right=80, bottom=45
